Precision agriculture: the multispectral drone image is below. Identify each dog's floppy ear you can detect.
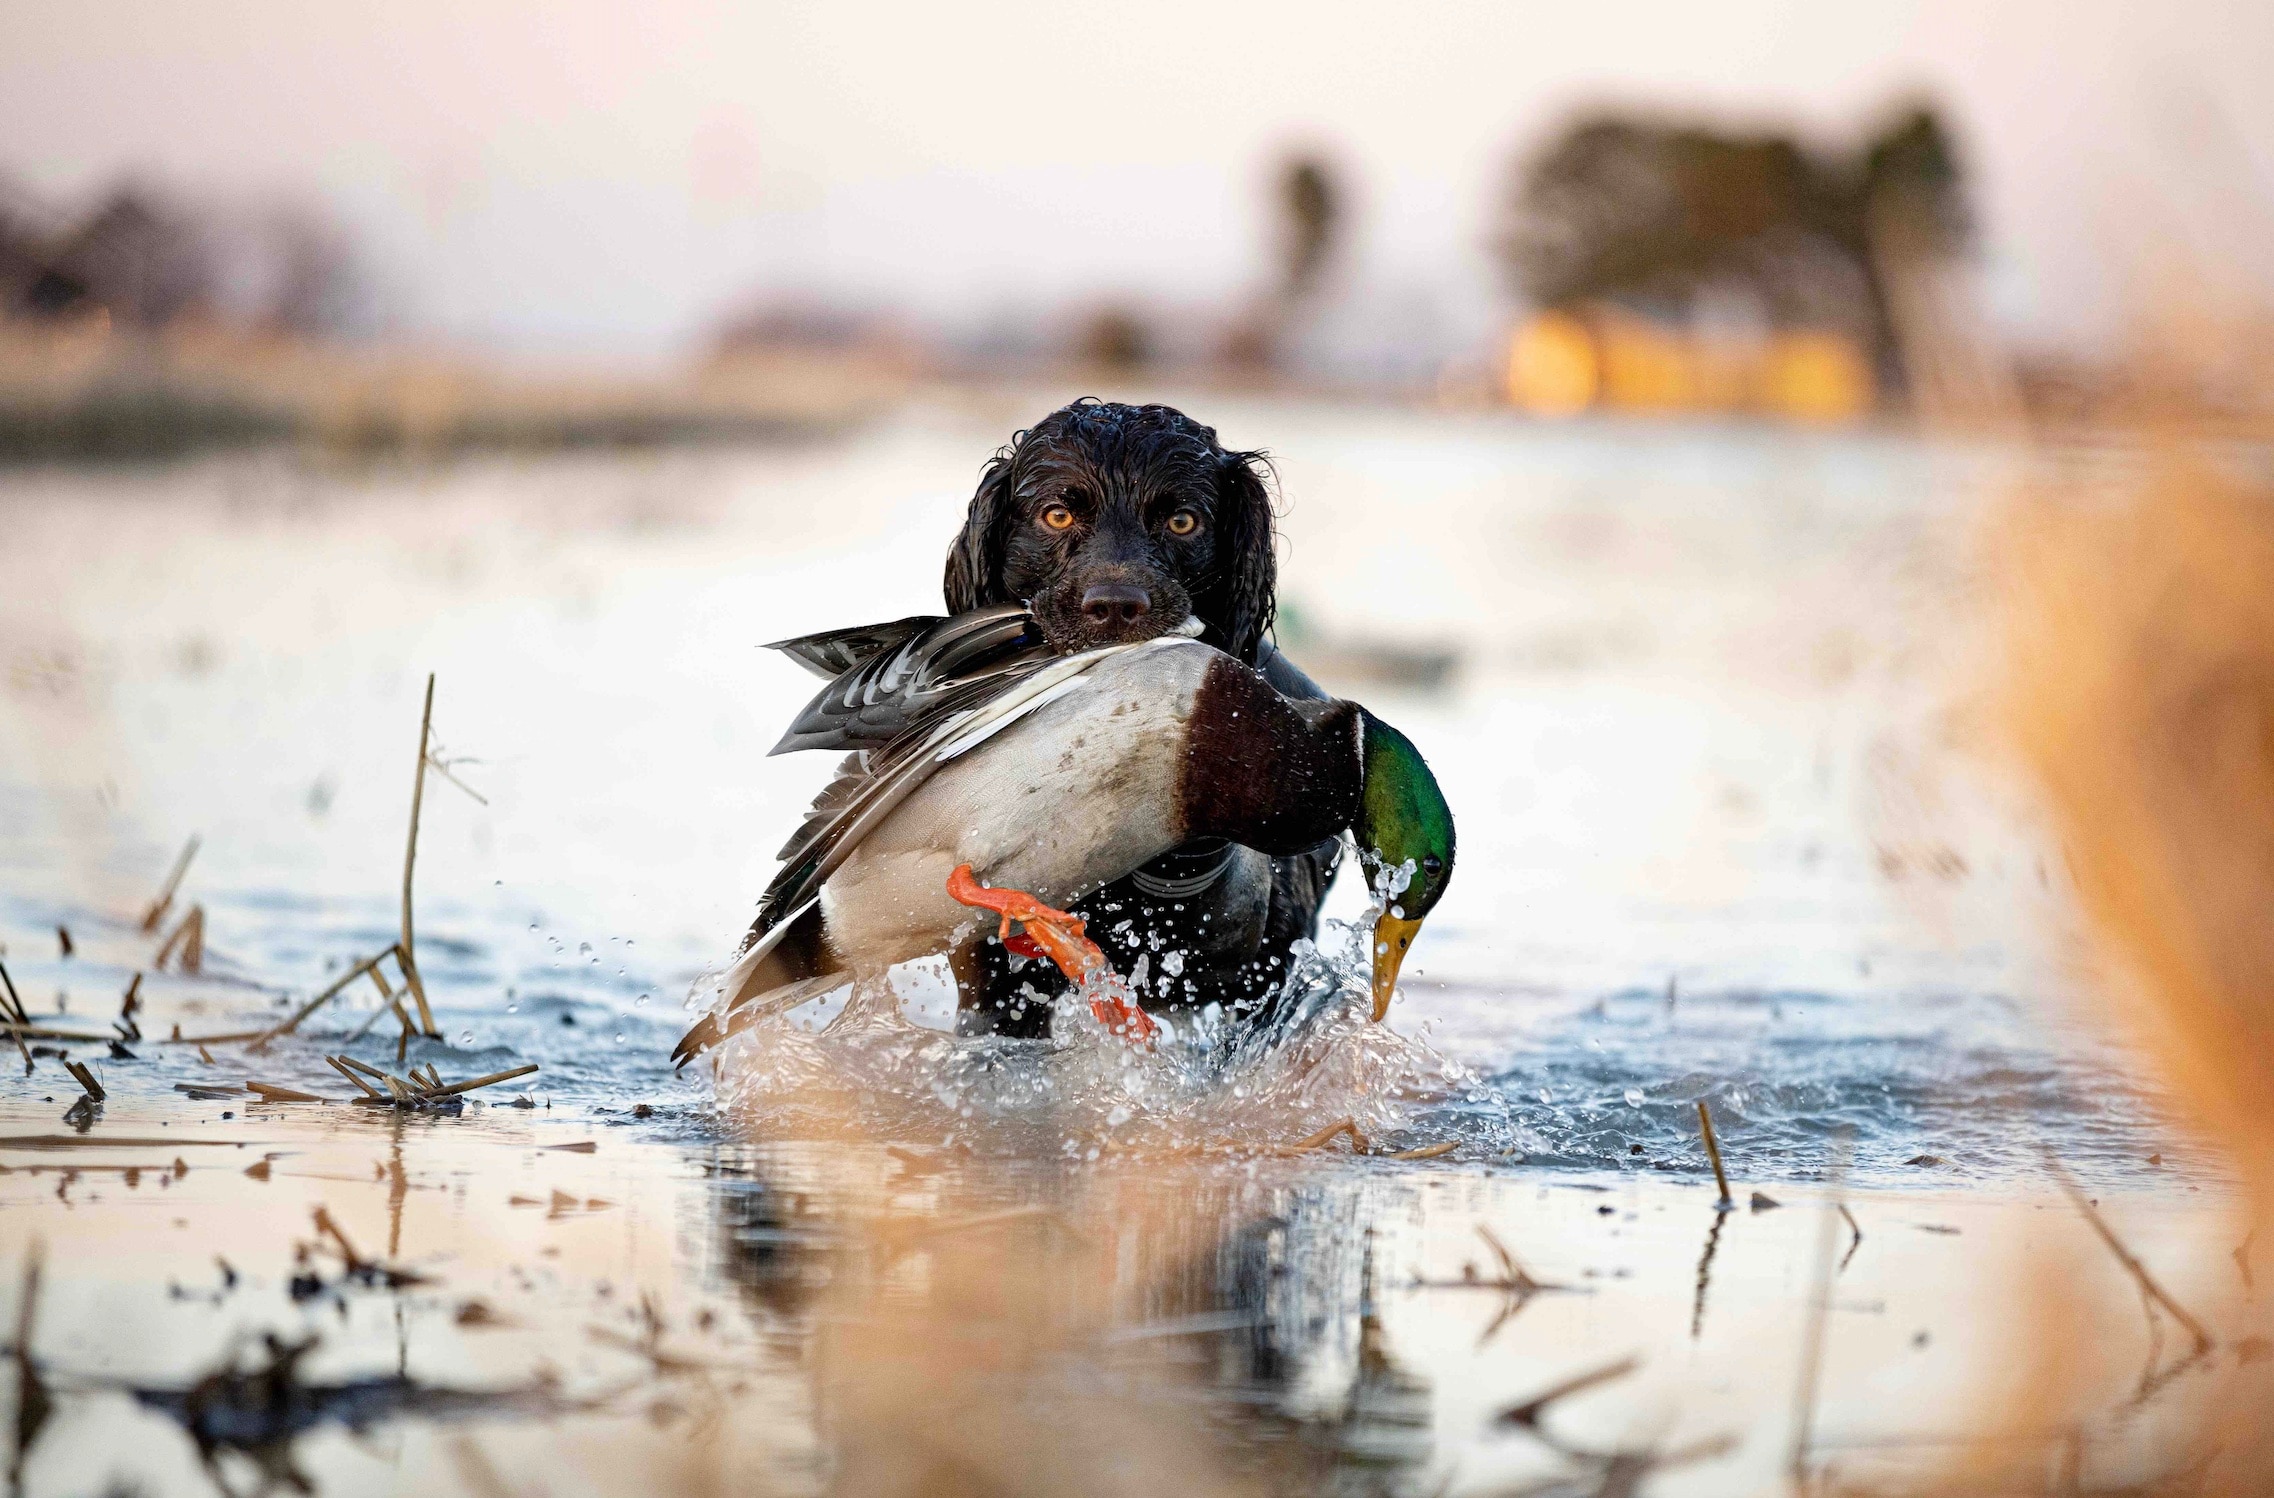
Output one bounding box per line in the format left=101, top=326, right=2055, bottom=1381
left=943, top=445, right=1017, bottom=612
left=1211, top=448, right=1278, bottom=665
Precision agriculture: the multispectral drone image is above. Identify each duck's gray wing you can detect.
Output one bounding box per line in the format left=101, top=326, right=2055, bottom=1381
left=753, top=646, right=1114, bottom=937
left=767, top=615, right=940, bottom=679
left=768, top=604, right=1049, bottom=756
left=679, top=645, right=1148, bottom=1066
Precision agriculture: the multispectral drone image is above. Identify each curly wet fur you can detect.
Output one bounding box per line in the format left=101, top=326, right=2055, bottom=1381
left=942, top=399, right=1279, bottom=665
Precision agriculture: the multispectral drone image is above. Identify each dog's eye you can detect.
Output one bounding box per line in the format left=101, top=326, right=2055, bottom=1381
left=1165, top=509, right=1201, bottom=537
left=1040, top=505, right=1076, bottom=532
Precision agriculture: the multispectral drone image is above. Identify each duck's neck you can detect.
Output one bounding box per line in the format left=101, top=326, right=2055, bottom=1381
left=1177, top=655, right=1364, bottom=857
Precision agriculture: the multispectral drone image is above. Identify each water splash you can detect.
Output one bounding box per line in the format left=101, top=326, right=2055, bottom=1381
left=706, top=879, right=1520, bottom=1160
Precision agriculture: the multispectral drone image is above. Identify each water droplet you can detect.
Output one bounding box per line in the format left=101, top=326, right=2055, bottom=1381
left=613, top=1033, right=625, bottom=1045
left=1624, top=1088, right=1645, bottom=1108
left=458, top=1029, right=475, bottom=1046
left=578, top=942, right=592, bottom=957
left=506, top=1003, right=519, bottom=1014
left=634, top=994, right=650, bottom=1009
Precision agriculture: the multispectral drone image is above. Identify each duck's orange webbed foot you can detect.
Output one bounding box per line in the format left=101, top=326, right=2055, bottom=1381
left=946, top=864, right=1158, bottom=1044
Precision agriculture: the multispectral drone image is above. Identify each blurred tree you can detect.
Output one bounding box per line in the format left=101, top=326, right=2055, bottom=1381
left=1220, top=151, right=1350, bottom=378
left=1495, top=102, right=1972, bottom=392
left=49, top=187, right=216, bottom=327
left=1279, top=154, right=1342, bottom=303
left=1, top=182, right=366, bottom=336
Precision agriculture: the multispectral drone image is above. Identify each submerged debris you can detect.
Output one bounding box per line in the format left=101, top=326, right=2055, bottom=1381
left=331, top=1055, right=537, bottom=1109
left=129, top=1332, right=574, bottom=1490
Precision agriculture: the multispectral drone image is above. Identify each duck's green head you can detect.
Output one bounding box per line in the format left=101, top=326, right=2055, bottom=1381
left=1353, top=710, right=1456, bottom=1021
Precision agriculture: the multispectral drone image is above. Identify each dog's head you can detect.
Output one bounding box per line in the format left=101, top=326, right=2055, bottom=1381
left=942, top=400, right=1278, bottom=661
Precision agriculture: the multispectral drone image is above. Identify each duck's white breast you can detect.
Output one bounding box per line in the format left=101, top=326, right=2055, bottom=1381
left=819, top=640, right=1215, bottom=969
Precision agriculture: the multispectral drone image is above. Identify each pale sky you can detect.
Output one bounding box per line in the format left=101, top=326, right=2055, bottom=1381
left=4, top=0, right=2269, bottom=359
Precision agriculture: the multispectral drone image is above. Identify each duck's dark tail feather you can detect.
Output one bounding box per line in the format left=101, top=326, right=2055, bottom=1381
left=670, top=903, right=837, bottom=1068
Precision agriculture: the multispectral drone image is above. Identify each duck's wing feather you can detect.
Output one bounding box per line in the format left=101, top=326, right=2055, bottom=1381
left=766, top=615, right=940, bottom=680
left=749, top=647, right=1115, bottom=942
left=687, top=632, right=1194, bottom=1062
left=768, top=605, right=1049, bottom=756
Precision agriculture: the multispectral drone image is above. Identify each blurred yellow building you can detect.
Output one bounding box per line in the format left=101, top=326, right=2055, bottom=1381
left=1505, top=307, right=1875, bottom=423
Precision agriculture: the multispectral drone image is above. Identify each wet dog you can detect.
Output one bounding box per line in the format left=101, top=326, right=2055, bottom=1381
left=938, top=398, right=1344, bottom=1034
left=942, top=399, right=1278, bottom=662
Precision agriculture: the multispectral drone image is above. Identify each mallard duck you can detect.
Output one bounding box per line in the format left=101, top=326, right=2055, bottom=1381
left=671, top=605, right=1454, bottom=1065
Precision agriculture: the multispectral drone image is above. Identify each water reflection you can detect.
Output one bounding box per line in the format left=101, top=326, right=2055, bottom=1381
left=702, top=1136, right=1442, bottom=1495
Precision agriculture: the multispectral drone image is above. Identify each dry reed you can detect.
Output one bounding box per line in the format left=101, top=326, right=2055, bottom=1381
left=1947, top=421, right=2274, bottom=1490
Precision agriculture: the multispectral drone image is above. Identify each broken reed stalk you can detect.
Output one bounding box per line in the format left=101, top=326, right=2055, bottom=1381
left=0, top=961, right=28, bottom=1070
left=332, top=1052, right=535, bottom=1104
left=398, top=673, right=439, bottom=1037
left=245, top=1081, right=325, bottom=1103
left=154, top=905, right=205, bottom=973
left=1696, top=1100, right=1733, bottom=1207
left=139, top=836, right=201, bottom=933
left=167, top=1028, right=270, bottom=1047
left=2047, top=1154, right=2214, bottom=1354
left=63, top=1061, right=104, bottom=1102
left=158, top=684, right=455, bottom=1051
left=116, top=972, right=142, bottom=1041
left=422, top=1063, right=537, bottom=1098
left=1789, top=1131, right=1854, bottom=1484
left=0, top=1025, right=110, bottom=1043
left=325, top=1055, right=380, bottom=1098
left=0, top=962, right=27, bottom=1027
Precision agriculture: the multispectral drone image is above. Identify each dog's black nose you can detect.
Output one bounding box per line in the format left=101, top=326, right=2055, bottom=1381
left=1080, top=583, right=1151, bottom=629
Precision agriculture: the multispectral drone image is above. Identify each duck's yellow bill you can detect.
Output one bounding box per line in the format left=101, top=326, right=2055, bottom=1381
left=1370, top=914, right=1424, bottom=1021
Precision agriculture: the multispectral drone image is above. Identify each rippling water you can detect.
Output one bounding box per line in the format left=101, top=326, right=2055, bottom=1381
left=0, top=401, right=2223, bottom=1496
left=0, top=399, right=2194, bottom=1181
